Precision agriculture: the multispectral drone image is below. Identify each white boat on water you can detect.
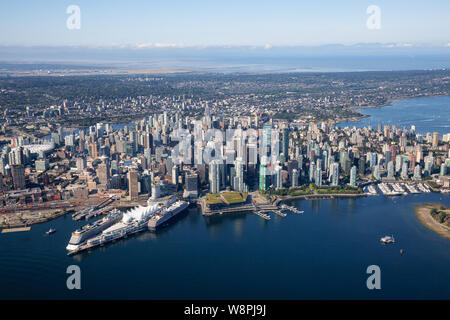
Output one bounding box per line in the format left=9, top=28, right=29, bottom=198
left=380, top=235, right=395, bottom=244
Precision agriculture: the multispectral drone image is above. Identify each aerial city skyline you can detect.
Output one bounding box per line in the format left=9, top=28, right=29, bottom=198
left=0, top=1, right=449, bottom=308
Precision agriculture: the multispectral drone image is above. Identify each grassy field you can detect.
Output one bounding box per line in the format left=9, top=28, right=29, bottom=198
left=205, top=192, right=248, bottom=205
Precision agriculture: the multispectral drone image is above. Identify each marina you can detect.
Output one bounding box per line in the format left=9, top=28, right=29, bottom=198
left=364, top=182, right=433, bottom=196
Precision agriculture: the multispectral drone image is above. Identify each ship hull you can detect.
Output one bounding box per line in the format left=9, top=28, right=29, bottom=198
left=148, top=201, right=189, bottom=231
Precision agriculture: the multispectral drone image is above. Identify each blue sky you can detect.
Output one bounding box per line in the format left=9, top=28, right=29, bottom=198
left=0, top=0, right=449, bottom=47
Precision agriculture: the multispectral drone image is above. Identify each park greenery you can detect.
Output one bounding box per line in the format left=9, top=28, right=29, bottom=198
left=430, top=205, right=450, bottom=228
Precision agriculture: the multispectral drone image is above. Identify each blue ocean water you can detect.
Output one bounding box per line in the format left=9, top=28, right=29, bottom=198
left=0, top=193, right=449, bottom=299
left=338, top=96, right=450, bottom=136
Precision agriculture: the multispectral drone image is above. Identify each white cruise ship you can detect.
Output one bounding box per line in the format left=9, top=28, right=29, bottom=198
left=148, top=200, right=189, bottom=231
left=66, top=209, right=122, bottom=251
left=85, top=203, right=162, bottom=246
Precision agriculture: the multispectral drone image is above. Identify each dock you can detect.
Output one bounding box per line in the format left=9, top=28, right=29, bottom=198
left=72, top=197, right=116, bottom=221
left=254, top=211, right=271, bottom=220
left=1, top=226, right=31, bottom=233
left=280, top=204, right=303, bottom=214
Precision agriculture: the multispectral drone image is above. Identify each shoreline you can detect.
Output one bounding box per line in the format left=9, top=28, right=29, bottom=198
left=274, top=193, right=365, bottom=202
left=0, top=210, right=70, bottom=230
left=414, top=203, right=450, bottom=239
left=332, top=94, right=449, bottom=126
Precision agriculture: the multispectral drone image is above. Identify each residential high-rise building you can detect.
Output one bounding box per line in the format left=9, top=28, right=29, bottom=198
left=387, top=161, right=395, bottom=179
left=275, top=165, right=283, bottom=189
left=414, top=165, right=422, bottom=180
left=349, top=165, right=357, bottom=187
left=315, top=167, right=322, bottom=186
left=291, top=169, right=299, bottom=187
left=281, top=128, right=289, bottom=163
left=330, top=162, right=339, bottom=186
left=401, top=161, right=409, bottom=179
left=432, top=132, right=439, bottom=148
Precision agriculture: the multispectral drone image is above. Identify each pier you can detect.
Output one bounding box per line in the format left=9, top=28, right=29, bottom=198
left=72, top=197, right=116, bottom=221
left=254, top=211, right=271, bottom=220
left=1, top=226, right=31, bottom=233
left=280, top=204, right=303, bottom=214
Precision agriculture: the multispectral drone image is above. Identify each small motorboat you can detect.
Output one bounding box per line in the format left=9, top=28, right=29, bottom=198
left=380, top=235, right=395, bottom=244
left=45, top=228, right=56, bottom=235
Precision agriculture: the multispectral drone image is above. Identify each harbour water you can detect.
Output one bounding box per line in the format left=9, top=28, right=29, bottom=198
left=338, top=96, right=450, bottom=136
left=0, top=193, right=449, bottom=299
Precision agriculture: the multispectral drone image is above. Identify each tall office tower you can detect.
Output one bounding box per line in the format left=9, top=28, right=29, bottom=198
left=262, top=123, right=272, bottom=159
left=185, top=173, right=199, bottom=197
left=97, top=162, right=110, bottom=188
left=247, top=143, right=258, bottom=166
left=143, top=132, right=153, bottom=150
left=387, top=161, right=395, bottom=179
left=275, top=165, right=283, bottom=190
left=315, top=167, right=322, bottom=186
left=414, top=165, right=422, bottom=180
left=330, top=162, right=340, bottom=186
left=349, top=165, right=357, bottom=187
left=234, top=157, right=245, bottom=192
left=291, top=169, right=299, bottom=187
left=281, top=128, right=289, bottom=163
left=209, top=160, right=221, bottom=194
left=11, top=165, right=26, bottom=190
left=127, top=169, right=139, bottom=201
left=171, top=165, right=179, bottom=185
left=432, top=132, right=439, bottom=148
left=129, top=131, right=138, bottom=154
left=259, top=163, right=268, bottom=191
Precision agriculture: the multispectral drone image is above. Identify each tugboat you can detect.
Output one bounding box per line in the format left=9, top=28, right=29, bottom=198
left=380, top=235, right=395, bottom=244
left=45, top=228, right=56, bottom=235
